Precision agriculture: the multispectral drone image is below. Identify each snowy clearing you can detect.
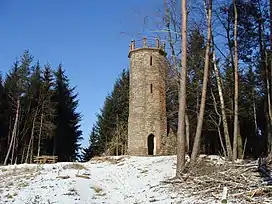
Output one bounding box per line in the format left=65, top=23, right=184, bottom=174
left=0, top=155, right=268, bottom=204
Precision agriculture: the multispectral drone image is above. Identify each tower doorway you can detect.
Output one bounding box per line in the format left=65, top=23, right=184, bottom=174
left=148, top=134, right=155, bottom=155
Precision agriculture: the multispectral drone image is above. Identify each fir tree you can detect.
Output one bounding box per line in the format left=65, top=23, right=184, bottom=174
left=53, top=64, right=82, bottom=162
left=83, top=69, right=129, bottom=158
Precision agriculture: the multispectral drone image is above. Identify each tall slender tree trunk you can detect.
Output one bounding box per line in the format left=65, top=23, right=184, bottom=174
left=237, top=121, right=243, bottom=158
left=176, top=0, right=187, bottom=177
left=211, top=89, right=227, bottom=158
left=21, top=142, right=26, bottom=164
left=11, top=130, right=16, bottom=164
left=253, top=102, right=258, bottom=136
left=30, top=136, right=34, bottom=163
left=37, top=110, right=44, bottom=157
left=212, top=48, right=232, bottom=160
left=190, top=0, right=212, bottom=165
left=25, top=108, right=38, bottom=163
left=266, top=0, right=272, bottom=152
left=232, top=0, right=239, bottom=161
left=265, top=52, right=272, bottom=153
left=4, top=98, right=20, bottom=165
left=185, top=113, right=190, bottom=152
left=8, top=117, right=12, bottom=145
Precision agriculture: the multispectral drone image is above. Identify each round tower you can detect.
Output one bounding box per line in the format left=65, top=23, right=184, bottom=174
left=127, top=37, right=167, bottom=156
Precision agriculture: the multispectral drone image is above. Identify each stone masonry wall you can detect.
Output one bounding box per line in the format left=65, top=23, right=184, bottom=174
left=128, top=47, right=167, bottom=155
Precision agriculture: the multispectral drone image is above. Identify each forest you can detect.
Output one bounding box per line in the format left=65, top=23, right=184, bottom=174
left=83, top=0, right=272, bottom=170
left=0, top=50, right=82, bottom=164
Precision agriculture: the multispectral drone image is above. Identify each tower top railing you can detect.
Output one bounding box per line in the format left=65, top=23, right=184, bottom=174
left=129, top=37, right=166, bottom=52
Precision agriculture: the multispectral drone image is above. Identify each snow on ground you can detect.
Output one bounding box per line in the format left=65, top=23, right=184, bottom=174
left=0, top=156, right=223, bottom=204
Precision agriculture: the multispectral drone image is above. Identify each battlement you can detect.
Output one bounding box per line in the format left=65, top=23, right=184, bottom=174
left=128, top=37, right=166, bottom=58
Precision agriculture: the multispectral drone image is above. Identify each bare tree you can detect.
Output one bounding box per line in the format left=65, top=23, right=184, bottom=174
left=176, top=0, right=187, bottom=177
left=211, top=41, right=232, bottom=160
left=232, top=0, right=239, bottom=161
left=190, top=0, right=212, bottom=165
left=210, top=89, right=227, bottom=158
left=164, top=0, right=190, bottom=154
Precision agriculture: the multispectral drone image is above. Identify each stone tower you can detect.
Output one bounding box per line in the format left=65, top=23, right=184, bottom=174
left=127, top=37, right=167, bottom=156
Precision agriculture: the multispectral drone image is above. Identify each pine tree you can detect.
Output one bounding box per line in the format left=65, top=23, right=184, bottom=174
left=82, top=126, right=100, bottom=161
left=53, top=64, right=82, bottom=162
left=0, top=73, right=10, bottom=162
left=39, top=64, right=56, bottom=156
left=83, top=69, right=129, bottom=158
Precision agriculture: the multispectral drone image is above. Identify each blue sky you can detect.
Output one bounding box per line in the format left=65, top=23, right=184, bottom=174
left=0, top=0, right=164, bottom=148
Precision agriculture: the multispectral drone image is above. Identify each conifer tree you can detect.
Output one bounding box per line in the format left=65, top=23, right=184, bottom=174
left=53, top=64, right=82, bottom=162
left=83, top=69, right=129, bottom=158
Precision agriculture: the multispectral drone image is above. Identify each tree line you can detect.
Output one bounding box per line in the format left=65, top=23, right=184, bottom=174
left=0, top=50, right=82, bottom=164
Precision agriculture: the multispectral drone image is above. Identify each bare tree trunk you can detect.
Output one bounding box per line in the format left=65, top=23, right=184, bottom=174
left=37, top=111, right=44, bottom=157
left=21, top=142, right=26, bottom=164
left=190, top=0, right=212, bottom=165
left=253, top=102, right=258, bottom=136
left=176, top=0, right=187, bottom=177
left=211, top=45, right=232, bottom=160
left=25, top=108, right=38, bottom=163
left=196, top=84, right=200, bottom=119
left=232, top=0, right=239, bottom=161
left=211, top=89, right=227, bottom=159
left=8, top=117, right=12, bottom=145
left=30, top=135, right=34, bottom=163
left=265, top=52, right=272, bottom=153
left=12, top=110, right=20, bottom=164
left=11, top=130, right=16, bottom=164
left=185, top=113, right=190, bottom=152
left=237, top=121, right=243, bottom=159
left=4, top=98, right=20, bottom=165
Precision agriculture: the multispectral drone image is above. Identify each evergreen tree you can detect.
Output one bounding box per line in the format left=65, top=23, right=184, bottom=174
left=82, top=126, right=100, bottom=161
left=0, top=73, right=10, bottom=162
left=4, top=51, right=32, bottom=164
left=83, top=69, right=129, bottom=158
left=40, top=64, right=56, bottom=156
left=53, top=64, right=82, bottom=162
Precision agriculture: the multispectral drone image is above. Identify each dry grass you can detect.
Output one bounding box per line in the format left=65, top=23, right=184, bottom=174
left=1, top=166, right=37, bottom=178
left=0, top=166, right=38, bottom=188
left=91, top=185, right=103, bottom=193
left=91, top=185, right=106, bottom=196
left=90, top=156, right=128, bottom=164
left=163, top=157, right=272, bottom=203
left=62, top=163, right=86, bottom=170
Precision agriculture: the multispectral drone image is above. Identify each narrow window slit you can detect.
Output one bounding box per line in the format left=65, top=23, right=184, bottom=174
left=150, top=84, right=153, bottom=93
left=150, top=56, right=153, bottom=66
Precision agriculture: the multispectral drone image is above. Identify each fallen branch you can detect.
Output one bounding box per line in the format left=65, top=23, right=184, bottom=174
left=76, top=174, right=90, bottom=179
left=56, top=175, right=70, bottom=179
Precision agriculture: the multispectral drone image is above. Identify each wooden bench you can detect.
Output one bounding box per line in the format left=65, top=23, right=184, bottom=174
left=33, top=155, right=58, bottom=164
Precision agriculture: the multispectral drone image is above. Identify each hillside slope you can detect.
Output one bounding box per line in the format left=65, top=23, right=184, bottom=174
left=0, top=155, right=241, bottom=204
